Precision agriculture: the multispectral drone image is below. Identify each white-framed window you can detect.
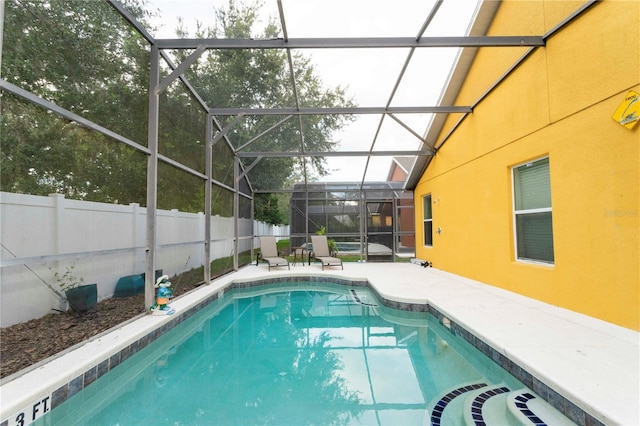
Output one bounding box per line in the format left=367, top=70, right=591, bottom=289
left=423, top=194, right=433, bottom=246
left=512, top=157, right=554, bottom=264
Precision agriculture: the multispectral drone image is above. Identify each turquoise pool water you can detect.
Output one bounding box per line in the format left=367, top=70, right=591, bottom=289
left=34, top=282, right=559, bottom=425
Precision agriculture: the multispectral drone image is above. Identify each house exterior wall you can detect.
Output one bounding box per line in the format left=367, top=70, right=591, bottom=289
left=414, top=0, right=639, bottom=330
left=389, top=160, right=416, bottom=248
left=389, top=164, right=406, bottom=181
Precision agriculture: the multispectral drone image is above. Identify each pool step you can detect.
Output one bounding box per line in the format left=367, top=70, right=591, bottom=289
left=427, top=382, right=489, bottom=426
left=462, top=384, right=511, bottom=425
left=505, top=389, right=575, bottom=426
left=428, top=383, right=575, bottom=426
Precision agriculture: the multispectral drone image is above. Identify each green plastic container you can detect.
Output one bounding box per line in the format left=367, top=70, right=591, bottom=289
left=65, top=284, right=97, bottom=312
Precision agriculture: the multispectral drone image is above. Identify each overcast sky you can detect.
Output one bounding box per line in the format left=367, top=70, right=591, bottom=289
left=146, top=0, right=479, bottom=182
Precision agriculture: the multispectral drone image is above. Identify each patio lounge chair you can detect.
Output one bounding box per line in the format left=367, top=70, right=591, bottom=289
left=258, top=236, right=290, bottom=271
left=310, top=235, right=343, bottom=270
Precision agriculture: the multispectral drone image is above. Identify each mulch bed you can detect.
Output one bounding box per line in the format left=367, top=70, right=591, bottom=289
left=0, top=294, right=146, bottom=378
left=0, top=270, right=213, bottom=379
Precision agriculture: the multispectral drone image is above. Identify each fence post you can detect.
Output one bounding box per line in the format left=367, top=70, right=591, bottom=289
left=50, top=193, right=65, bottom=255
left=49, top=193, right=66, bottom=311
left=131, top=203, right=142, bottom=274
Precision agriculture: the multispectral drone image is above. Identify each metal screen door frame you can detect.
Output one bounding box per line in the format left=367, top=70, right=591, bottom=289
left=365, top=200, right=395, bottom=262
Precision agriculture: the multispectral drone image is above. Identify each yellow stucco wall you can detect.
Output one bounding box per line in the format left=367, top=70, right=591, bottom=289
left=414, top=0, right=639, bottom=330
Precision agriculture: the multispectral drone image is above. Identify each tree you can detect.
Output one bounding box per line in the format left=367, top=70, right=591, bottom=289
left=254, top=193, right=285, bottom=225
left=1, top=0, right=153, bottom=204
left=173, top=0, right=355, bottom=221
left=171, top=0, right=353, bottom=224
left=1, top=0, right=353, bottom=222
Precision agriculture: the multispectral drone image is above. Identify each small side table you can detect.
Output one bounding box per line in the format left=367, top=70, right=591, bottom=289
left=291, top=247, right=307, bottom=266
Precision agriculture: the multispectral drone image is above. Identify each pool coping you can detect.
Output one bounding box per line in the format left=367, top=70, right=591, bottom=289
left=1, top=265, right=636, bottom=426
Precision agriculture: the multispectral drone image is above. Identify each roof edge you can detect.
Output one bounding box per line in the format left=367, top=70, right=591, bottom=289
left=405, top=0, right=501, bottom=190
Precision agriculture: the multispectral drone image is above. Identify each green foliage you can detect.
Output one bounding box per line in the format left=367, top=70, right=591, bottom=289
left=52, top=263, right=85, bottom=293
left=276, top=193, right=291, bottom=225
left=1, top=0, right=151, bottom=204
left=169, top=250, right=254, bottom=291
left=275, top=239, right=290, bottom=253
left=315, top=226, right=339, bottom=254
left=254, top=193, right=285, bottom=225
left=176, top=1, right=356, bottom=192
left=211, top=185, right=234, bottom=217
left=1, top=0, right=354, bottom=216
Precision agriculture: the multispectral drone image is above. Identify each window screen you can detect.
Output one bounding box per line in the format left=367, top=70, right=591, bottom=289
left=513, top=158, right=554, bottom=263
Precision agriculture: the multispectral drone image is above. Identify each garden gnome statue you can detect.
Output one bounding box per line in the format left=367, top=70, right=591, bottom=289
left=151, top=274, right=175, bottom=315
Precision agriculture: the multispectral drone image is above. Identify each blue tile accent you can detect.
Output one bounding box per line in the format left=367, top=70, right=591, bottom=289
left=109, top=351, right=121, bottom=369
left=349, top=289, right=378, bottom=306
left=469, top=386, right=510, bottom=426
left=566, top=399, right=587, bottom=425
left=512, top=391, right=548, bottom=425
left=430, top=383, right=487, bottom=426
left=51, top=384, right=68, bottom=407
left=67, top=375, right=83, bottom=398
left=83, top=365, right=97, bottom=386
left=96, top=359, right=109, bottom=380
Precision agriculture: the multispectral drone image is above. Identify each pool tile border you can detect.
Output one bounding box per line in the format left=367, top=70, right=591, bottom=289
left=6, top=275, right=602, bottom=426
left=427, top=305, right=605, bottom=426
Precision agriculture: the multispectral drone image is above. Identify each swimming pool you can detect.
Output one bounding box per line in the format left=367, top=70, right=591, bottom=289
left=32, top=280, right=574, bottom=425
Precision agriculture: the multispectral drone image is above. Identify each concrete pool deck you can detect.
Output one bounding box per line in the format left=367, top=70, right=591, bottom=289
left=1, top=263, right=638, bottom=425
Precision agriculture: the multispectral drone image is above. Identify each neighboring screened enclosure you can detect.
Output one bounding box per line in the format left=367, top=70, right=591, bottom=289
left=290, top=182, right=415, bottom=261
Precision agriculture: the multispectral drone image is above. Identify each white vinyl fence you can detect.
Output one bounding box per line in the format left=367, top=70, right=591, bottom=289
left=0, top=192, right=289, bottom=327
left=253, top=221, right=289, bottom=241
